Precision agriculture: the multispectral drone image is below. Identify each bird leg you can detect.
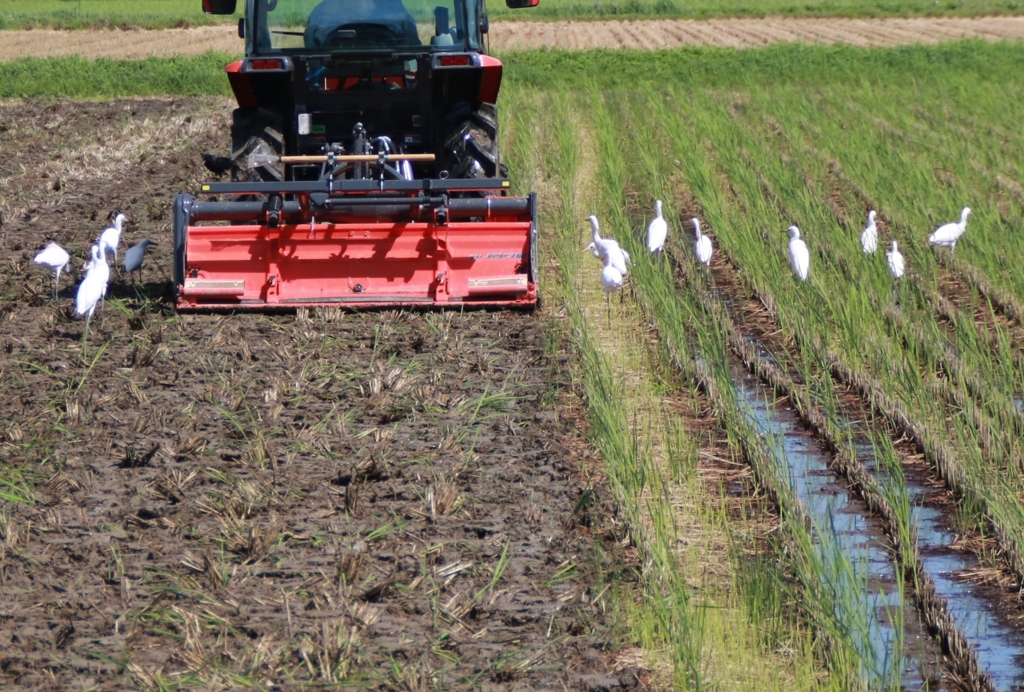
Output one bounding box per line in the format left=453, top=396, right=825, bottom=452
left=81, top=314, right=91, bottom=351
left=132, top=271, right=149, bottom=302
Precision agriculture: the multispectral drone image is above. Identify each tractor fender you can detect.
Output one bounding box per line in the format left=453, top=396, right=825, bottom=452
left=478, top=55, right=502, bottom=104
left=225, top=61, right=258, bottom=108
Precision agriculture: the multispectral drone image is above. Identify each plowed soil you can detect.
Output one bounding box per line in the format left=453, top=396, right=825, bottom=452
left=0, top=99, right=632, bottom=689
left=0, top=15, right=1022, bottom=59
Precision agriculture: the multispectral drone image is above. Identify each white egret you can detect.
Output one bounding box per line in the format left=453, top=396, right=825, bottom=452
left=586, top=215, right=629, bottom=276
left=604, top=243, right=629, bottom=277
left=600, top=262, right=624, bottom=320
left=601, top=263, right=624, bottom=295
left=76, top=245, right=110, bottom=339
left=861, top=210, right=878, bottom=254
left=787, top=226, right=810, bottom=282
left=886, top=240, right=904, bottom=280
left=98, top=212, right=127, bottom=264
left=928, top=206, right=971, bottom=259
left=33, top=242, right=76, bottom=299
left=647, top=200, right=667, bottom=256
left=693, top=218, right=713, bottom=267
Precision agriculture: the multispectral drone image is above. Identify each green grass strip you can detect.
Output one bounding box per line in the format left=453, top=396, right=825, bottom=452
left=488, top=0, right=1024, bottom=21
left=499, top=39, right=1024, bottom=90
left=0, top=0, right=236, bottom=30
left=0, top=54, right=235, bottom=98
left=2, top=40, right=1023, bottom=99
left=2, top=0, right=1022, bottom=29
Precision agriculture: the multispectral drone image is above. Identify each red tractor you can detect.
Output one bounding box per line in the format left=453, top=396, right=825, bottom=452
left=174, top=0, right=538, bottom=309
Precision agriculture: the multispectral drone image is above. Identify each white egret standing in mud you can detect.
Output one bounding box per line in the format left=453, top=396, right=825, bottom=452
left=886, top=240, right=905, bottom=280
left=861, top=209, right=878, bottom=254
left=787, top=226, right=810, bottom=282
left=647, top=200, right=667, bottom=256
left=76, top=245, right=110, bottom=341
left=34, top=242, right=76, bottom=299
left=586, top=215, right=630, bottom=276
left=98, top=212, right=127, bottom=264
left=928, top=206, right=971, bottom=260
left=693, top=218, right=713, bottom=267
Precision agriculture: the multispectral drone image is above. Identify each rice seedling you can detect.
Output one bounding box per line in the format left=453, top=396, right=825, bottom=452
left=474, top=539, right=513, bottom=600
left=504, top=82, right=838, bottom=689
left=364, top=518, right=408, bottom=542
left=541, top=43, right=1024, bottom=686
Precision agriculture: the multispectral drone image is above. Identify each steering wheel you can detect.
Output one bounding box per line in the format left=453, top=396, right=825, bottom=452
left=327, top=22, right=404, bottom=49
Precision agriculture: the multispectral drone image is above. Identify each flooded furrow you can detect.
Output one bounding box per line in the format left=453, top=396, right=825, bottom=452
left=732, top=365, right=938, bottom=688
left=658, top=248, right=1024, bottom=688
left=692, top=244, right=1024, bottom=688
left=851, top=432, right=1024, bottom=692
left=736, top=325, right=1024, bottom=690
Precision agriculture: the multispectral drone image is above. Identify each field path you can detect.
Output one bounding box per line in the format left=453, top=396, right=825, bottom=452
left=0, top=15, right=1021, bottom=59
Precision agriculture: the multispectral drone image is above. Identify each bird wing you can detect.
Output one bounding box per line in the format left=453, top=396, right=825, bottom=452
left=696, top=237, right=713, bottom=264
left=595, top=237, right=617, bottom=260
left=601, top=264, right=624, bottom=291
left=608, top=248, right=629, bottom=276
left=860, top=228, right=877, bottom=253
left=887, top=252, right=904, bottom=276
left=97, top=264, right=111, bottom=294
left=929, top=221, right=959, bottom=243
left=34, top=246, right=60, bottom=267
left=647, top=218, right=667, bottom=251
left=75, top=275, right=97, bottom=314
left=790, top=240, right=810, bottom=279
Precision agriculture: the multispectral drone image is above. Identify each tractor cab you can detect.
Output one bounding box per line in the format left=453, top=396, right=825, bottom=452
left=199, top=0, right=538, bottom=182
left=251, top=0, right=484, bottom=53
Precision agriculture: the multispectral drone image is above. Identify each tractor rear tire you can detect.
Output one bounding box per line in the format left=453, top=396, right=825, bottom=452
left=443, top=103, right=506, bottom=180
left=230, top=107, right=284, bottom=183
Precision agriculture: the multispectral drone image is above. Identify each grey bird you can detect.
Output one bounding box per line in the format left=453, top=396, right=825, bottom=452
left=123, top=239, right=155, bottom=283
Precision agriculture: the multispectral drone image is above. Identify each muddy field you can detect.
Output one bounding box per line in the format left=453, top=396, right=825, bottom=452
left=0, top=14, right=1022, bottom=60
left=0, top=99, right=633, bottom=689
